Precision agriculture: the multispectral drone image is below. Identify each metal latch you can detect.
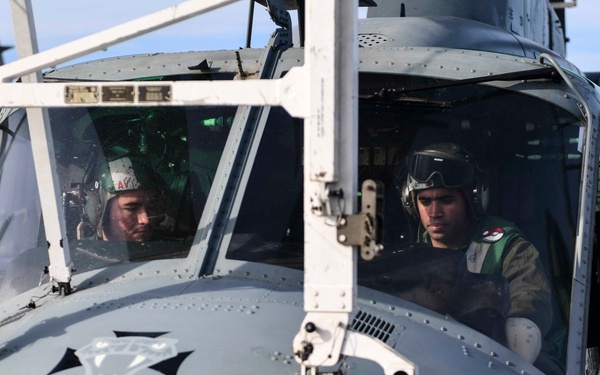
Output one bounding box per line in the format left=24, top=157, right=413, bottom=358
left=336, top=179, right=384, bottom=260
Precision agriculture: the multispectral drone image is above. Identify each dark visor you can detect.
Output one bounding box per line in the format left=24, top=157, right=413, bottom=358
left=408, top=153, right=476, bottom=187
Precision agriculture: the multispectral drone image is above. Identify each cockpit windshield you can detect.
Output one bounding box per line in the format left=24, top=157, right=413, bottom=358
left=0, top=71, right=583, bottom=374
left=0, top=105, right=236, bottom=298
left=226, top=73, right=581, bottom=374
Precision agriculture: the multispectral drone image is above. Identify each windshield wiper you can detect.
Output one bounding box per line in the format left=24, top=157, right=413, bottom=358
left=360, top=90, right=452, bottom=108
left=396, top=66, right=559, bottom=94
left=361, top=66, right=559, bottom=107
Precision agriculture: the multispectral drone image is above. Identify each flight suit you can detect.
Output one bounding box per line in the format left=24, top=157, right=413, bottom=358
left=423, top=214, right=563, bottom=374
left=462, top=215, right=552, bottom=333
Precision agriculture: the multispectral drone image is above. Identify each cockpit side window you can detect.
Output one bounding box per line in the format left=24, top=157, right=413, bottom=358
left=0, top=110, right=45, bottom=299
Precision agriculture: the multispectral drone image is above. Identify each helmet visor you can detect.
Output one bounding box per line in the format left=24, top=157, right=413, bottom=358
left=408, top=152, right=476, bottom=188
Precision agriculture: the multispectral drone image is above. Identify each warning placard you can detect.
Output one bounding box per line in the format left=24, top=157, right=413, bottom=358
left=65, top=86, right=100, bottom=104
left=139, top=85, right=172, bottom=102
left=102, top=86, right=134, bottom=102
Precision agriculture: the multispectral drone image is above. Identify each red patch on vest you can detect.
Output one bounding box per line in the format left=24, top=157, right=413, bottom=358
left=482, top=227, right=504, bottom=243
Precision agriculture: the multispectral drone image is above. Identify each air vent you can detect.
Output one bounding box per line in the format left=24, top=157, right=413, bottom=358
left=358, top=33, right=390, bottom=47
left=350, top=310, right=396, bottom=343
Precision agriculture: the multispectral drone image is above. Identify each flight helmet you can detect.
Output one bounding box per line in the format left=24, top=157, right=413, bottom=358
left=79, top=151, right=165, bottom=239
left=401, top=142, right=488, bottom=219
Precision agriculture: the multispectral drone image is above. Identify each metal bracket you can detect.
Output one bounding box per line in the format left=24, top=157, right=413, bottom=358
left=262, top=0, right=293, bottom=48
left=270, top=26, right=293, bottom=51
left=309, top=184, right=345, bottom=217
left=293, top=316, right=416, bottom=375
left=336, top=179, right=384, bottom=260
left=293, top=312, right=349, bottom=368
left=263, top=0, right=292, bottom=31
left=340, top=330, right=416, bottom=375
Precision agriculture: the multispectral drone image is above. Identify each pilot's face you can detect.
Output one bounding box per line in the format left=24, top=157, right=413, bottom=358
left=102, top=190, right=160, bottom=242
left=416, top=187, right=471, bottom=249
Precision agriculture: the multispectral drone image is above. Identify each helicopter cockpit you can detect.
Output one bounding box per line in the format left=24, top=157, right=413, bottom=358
left=0, top=69, right=588, bottom=374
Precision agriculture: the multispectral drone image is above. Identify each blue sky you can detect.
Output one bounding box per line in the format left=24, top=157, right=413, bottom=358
left=0, top=0, right=599, bottom=72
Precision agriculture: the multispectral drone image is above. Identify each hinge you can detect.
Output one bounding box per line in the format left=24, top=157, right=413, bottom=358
left=336, top=179, right=384, bottom=260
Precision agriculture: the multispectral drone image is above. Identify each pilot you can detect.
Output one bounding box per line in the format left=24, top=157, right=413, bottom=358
left=89, top=153, right=165, bottom=242
left=402, top=142, right=553, bottom=366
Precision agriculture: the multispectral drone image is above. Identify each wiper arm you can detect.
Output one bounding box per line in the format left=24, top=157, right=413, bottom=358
left=360, top=91, right=452, bottom=108
left=397, top=66, right=559, bottom=94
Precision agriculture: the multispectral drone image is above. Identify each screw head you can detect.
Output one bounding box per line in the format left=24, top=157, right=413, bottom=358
left=305, top=322, right=317, bottom=333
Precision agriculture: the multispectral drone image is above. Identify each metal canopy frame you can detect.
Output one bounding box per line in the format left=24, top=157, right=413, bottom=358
left=0, top=0, right=415, bottom=372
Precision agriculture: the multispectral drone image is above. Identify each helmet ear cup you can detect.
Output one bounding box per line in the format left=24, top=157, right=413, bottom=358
left=472, top=175, right=489, bottom=216
left=77, top=190, right=102, bottom=239
left=401, top=180, right=419, bottom=219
